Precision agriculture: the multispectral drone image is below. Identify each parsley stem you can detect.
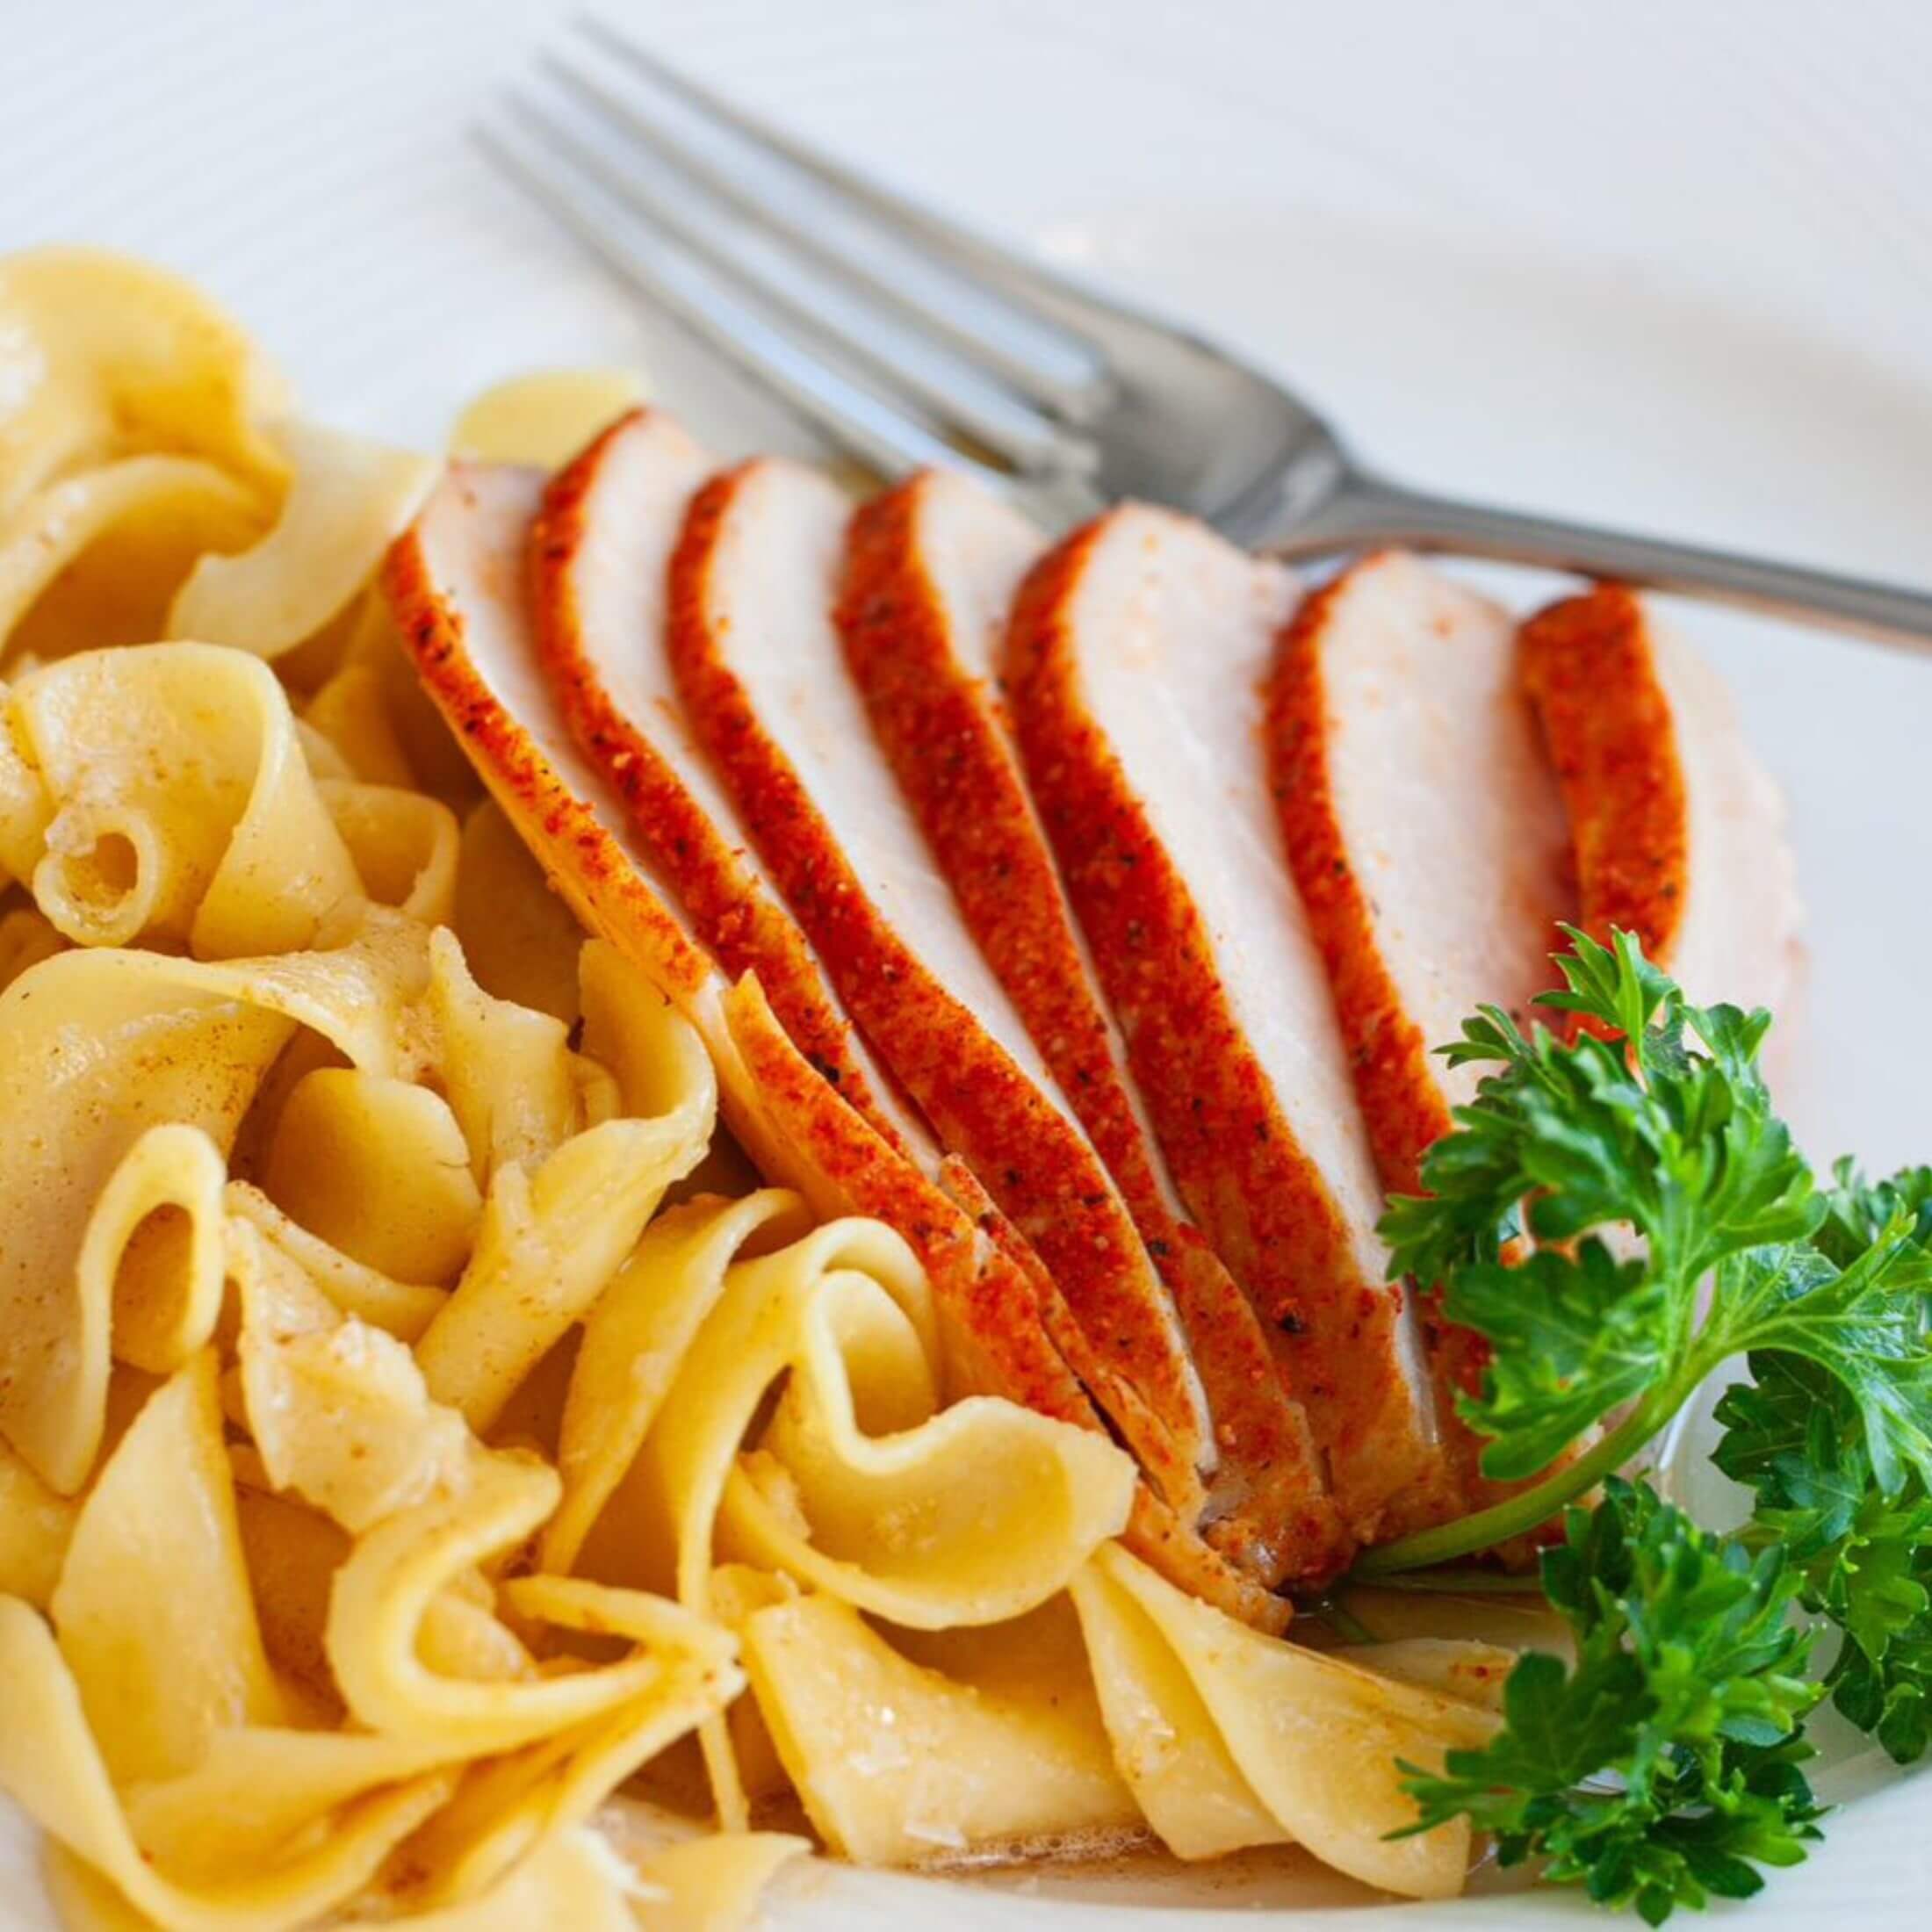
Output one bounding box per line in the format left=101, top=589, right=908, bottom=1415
left=1308, top=1597, right=1380, bottom=1644
left=1359, top=1567, right=1550, bottom=1596
left=1347, top=1391, right=1682, bottom=1578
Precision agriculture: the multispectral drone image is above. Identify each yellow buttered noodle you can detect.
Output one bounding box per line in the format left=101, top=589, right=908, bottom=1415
left=0, top=248, right=1541, bottom=1928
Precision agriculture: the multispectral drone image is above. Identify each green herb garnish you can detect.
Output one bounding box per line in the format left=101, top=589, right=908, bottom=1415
left=1397, top=1479, right=1825, bottom=1926
left=1356, top=927, right=1932, bottom=1576
left=1353, top=932, right=1932, bottom=1920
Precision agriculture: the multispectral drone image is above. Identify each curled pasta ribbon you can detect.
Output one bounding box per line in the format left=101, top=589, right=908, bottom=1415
left=1068, top=1545, right=1499, bottom=1898
left=402, top=1575, right=740, bottom=1904
left=84, top=1121, right=227, bottom=1373
left=262, top=1065, right=480, bottom=1286
left=224, top=1181, right=447, bottom=1341
left=4, top=643, right=362, bottom=955
left=0, top=247, right=289, bottom=517
left=232, top=1219, right=472, bottom=1532
left=427, top=926, right=581, bottom=1180
left=739, top=1593, right=1137, bottom=1865
left=0, top=955, right=294, bottom=1490
left=735, top=1538, right=1504, bottom=1892
left=168, top=419, right=438, bottom=660
left=1, top=1614, right=452, bottom=1932
left=413, top=941, right=717, bottom=1432
left=321, top=779, right=459, bottom=927
left=0, top=456, right=265, bottom=660
left=0, top=916, right=436, bottom=1491
left=48, top=1353, right=285, bottom=1785
left=543, top=1188, right=812, bottom=1581
left=326, top=1447, right=687, bottom=1754
left=636, top=1214, right=1136, bottom=1633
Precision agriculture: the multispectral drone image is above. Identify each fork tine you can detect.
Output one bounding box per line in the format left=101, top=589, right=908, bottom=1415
left=573, top=13, right=1114, bottom=421
left=537, top=54, right=1094, bottom=480
left=478, top=105, right=973, bottom=484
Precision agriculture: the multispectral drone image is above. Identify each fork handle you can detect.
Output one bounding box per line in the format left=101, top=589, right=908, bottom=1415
left=1266, top=471, right=1932, bottom=651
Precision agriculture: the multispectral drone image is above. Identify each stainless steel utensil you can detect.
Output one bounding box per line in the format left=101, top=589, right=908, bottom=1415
left=479, top=16, right=1932, bottom=649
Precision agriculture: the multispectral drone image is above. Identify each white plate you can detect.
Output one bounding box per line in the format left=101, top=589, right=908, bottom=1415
left=4, top=2, right=1931, bottom=1924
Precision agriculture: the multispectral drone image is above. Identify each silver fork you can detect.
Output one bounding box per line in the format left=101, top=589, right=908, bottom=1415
left=479, top=15, right=1932, bottom=651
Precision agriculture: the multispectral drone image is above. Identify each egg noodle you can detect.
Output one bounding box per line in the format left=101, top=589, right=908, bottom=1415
left=0, top=249, right=1548, bottom=1928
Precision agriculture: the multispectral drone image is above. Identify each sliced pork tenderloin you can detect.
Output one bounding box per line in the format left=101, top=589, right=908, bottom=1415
left=402, top=462, right=1287, bottom=1625
left=384, top=466, right=1091, bottom=1464
left=666, top=458, right=1235, bottom=1546
left=1270, top=553, right=1574, bottom=1193
left=531, top=408, right=924, bottom=1158
left=1007, top=506, right=1460, bottom=1549
left=1518, top=584, right=1801, bottom=1019
left=839, top=470, right=1337, bottom=1584
left=1268, top=551, right=1576, bottom=1499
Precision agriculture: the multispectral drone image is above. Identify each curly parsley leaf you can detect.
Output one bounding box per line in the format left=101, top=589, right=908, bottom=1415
left=1363, top=928, right=1932, bottom=1575
left=1396, top=1481, right=1824, bottom=1925
left=1715, top=1169, right=1932, bottom=1766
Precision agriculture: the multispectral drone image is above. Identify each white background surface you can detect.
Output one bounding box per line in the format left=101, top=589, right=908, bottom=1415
left=4, top=1, right=1931, bottom=1924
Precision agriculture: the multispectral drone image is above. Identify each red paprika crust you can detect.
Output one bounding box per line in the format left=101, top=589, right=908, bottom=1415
left=387, top=463, right=1299, bottom=1629
left=531, top=407, right=919, bottom=1158
left=1006, top=507, right=1463, bottom=1549
left=1268, top=551, right=1575, bottom=1507
left=1517, top=584, right=1688, bottom=967
left=840, top=471, right=1342, bottom=1584
left=385, top=466, right=1084, bottom=1445
left=667, top=458, right=1218, bottom=1533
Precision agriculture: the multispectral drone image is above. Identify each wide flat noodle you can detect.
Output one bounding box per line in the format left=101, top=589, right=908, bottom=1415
left=231, top=1222, right=471, bottom=1532
left=412, top=943, right=716, bottom=1433
left=169, top=419, right=437, bottom=659
left=260, top=1068, right=479, bottom=1285
left=543, top=1189, right=809, bottom=1580
left=4, top=642, right=362, bottom=955
left=450, top=370, right=645, bottom=471
left=3, top=1596, right=451, bottom=1932
left=637, top=1216, right=1134, bottom=1633
left=1067, top=1559, right=1285, bottom=1860
left=400, top=1575, right=740, bottom=1904
left=0, top=248, right=288, bottom=516
left=0, top=457, right=263, bottom=660
left=740, top=1593, right=1135, bottom=1864
left=48, top=1352, right=281, bottom=1785
left=0, top=917, right=432, bottom=1490
left=321, top=780, right=458, bottom=926
left=1084, top=1546, right=1496, bottom=1899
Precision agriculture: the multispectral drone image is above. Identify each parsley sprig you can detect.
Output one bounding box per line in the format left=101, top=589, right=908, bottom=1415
left=1714, top=1164, right=1932, bottom=1764
left=1355, top=928, right=1932, bottom=1577
left=1397, top=1480, right=1827, bottom=1926
left=1352, top=933, right=1932, bottom=1920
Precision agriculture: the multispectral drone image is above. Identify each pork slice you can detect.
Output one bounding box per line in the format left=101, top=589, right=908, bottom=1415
left=1269, top=551, right=1577, bottom=1504
left=1518, top=584, right=1801, bottom=1018
left=840, top=470, right=1343, bottom=1584
left=667, top=458, right=1219, bottom=1529
left=1007, top=506, right=1457, bottom=1548
left=1272, top=553, right=1574, bottom=1191
left=532, top=408, right=925, bottom=1158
